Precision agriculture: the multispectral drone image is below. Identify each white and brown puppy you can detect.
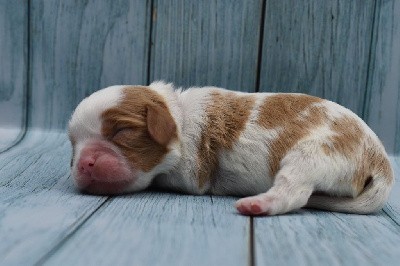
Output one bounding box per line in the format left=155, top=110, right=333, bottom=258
left=68, top=81, right=394, bottom=216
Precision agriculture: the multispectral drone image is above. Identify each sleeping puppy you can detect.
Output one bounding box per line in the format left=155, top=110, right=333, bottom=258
left=68, top=81, right=394, bottom=215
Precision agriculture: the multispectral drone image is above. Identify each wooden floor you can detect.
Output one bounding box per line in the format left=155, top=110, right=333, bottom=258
left=1, top=131, right=400, bottom=266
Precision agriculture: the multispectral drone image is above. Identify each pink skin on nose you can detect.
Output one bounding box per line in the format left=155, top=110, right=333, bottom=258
left=74, top=140, right=135, bottom=194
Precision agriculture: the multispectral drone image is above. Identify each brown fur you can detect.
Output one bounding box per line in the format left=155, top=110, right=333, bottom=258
left=352, top=137, right=393, bottom=195
left=324, top=116, right=393, bottom=195
left=147, top=104, right=177, bottom=146
left=101, top=86, right=177, bottom=172
left=257, top=94, right=324, bottom=176
left=325, top=116, right=365, bottom=193
left=323, top=116, right=363, bottom=156
left=257, top=94, right=392, bottom=194
left=197, top=92, right=255, bottom=188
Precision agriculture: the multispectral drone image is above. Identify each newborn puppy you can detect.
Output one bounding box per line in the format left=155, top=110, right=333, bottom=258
left=68, top=81, right=394, bottom=215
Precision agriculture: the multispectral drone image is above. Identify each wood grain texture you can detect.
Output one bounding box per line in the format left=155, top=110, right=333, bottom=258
left=0, top=0, right=27, bottom=152
left=150, top=0, right=263, bottom=91
left=0, top=131, right=108, bottom=265
left=41, top=194, right=250, bottom=266
left=0, top=133, right=398, bottom=265
left=30, top=0, right=151, bottom=130
left=364, top=0, right=400, bottom=155
left=254, top=209, right=400, bottom=266
left=384, top=157, right=400, bottom=225
left=259, top=0, right=375, bottom=116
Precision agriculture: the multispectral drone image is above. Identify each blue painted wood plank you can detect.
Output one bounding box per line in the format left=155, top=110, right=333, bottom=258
left=254, top=209, right=400, bottom=266
left=40, top=194, right=249, bottom=266
left=150, top=0, right=263, bottom=92
left=0, top=0, right=27, bottom=152
left=383, top=157, right=400, bottom=225
left=0, top=132, right=107, bottom=265
left=364, top=0, right=400, bottom=155
left=259, top=0, right=375, bottom=117
left=0, top=131, right=249, bottom=265
left=30, top=0, right=151, bottom=130
left=1, top=138, right=397, bottom=265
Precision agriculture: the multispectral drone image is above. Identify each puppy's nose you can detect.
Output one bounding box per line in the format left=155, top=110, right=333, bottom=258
left=78, top=156, right=96, bottom=176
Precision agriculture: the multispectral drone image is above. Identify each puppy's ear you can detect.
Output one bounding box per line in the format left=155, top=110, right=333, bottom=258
left=146, top=104, right=177, bottom=146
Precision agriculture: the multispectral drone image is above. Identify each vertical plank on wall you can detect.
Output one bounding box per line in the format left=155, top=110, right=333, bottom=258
left=150, top=0, right=263, bottom=92
left=259, top=0, right=375, bottom=116
left=364, top=0, right=400, bottom=155
left=30, top=0, right=151, bottom=130
left=0, top=0, right=27, bottom=151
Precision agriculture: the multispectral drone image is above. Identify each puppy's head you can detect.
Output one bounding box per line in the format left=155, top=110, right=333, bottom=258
left=68, top=85, right=179, bottom=195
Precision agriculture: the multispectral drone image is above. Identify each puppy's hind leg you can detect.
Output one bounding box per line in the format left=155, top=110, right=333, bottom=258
left=235, top=169, right=313, bottom=216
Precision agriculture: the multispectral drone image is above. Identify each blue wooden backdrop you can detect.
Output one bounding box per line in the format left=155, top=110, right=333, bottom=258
left=0, top=0, right=399, bottom=154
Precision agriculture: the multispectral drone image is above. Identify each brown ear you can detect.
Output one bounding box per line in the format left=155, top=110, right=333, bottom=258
left=146, top=104, right=177, bottom=146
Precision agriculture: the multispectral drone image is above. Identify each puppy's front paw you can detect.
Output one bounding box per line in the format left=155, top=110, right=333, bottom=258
left=235, top=195, right=275, bottom=216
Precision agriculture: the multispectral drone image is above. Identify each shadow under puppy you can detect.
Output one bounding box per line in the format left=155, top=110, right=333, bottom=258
left=68, top=81, right=394, bottom=216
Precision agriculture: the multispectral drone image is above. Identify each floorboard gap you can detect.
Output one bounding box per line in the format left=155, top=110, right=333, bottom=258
left=249, top=216, right=255, bottom=266
left=383, top=206, right=400, bottom=227
left=34, top=197, right=110, bottom=265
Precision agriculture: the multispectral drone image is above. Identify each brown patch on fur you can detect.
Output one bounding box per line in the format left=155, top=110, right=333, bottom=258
left=352, top=137, right=393, bottom=195
left=321, top=143, right=331, bottom=155
left=326, top=116, right=366, bottom=194
left=324, top=116, right=363, bottom=156
left=101, top=86, right=177, bottom=172
left=197, top=92, right=255, bottom=188
left=324, top=115, right=393, bottom=195
left=257, top=94, right=324, bottom=176
left=147, top=104, right=177, bottom=146
left=257, top=93, right=393, bottom=196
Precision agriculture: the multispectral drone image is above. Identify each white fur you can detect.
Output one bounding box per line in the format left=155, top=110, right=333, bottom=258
left=69, top=82, right=394, bottom=215
left=68, top=85, right=125, bottom=141
left=153, top=84, right=223, bottom=194
left=68, top=85, right=127, bottom=176
left=156, top=84, right=391, bottom=214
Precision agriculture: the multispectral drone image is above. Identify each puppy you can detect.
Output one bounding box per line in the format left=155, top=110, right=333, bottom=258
left=68, top=81, right=394, bottom=215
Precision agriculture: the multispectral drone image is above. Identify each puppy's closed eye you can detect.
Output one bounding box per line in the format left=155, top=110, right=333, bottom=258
left=111, top=127, right=134, bottom=139
left=111, top=128, right=141, bottom=144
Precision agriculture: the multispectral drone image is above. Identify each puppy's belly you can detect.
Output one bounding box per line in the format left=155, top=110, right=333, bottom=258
left=211, top=127, right=274, bottom=196
left=211, top=168, right=272, bottom=196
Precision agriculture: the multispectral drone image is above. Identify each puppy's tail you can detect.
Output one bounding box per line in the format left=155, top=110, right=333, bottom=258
left=306, top=167, right=394, bottom=214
